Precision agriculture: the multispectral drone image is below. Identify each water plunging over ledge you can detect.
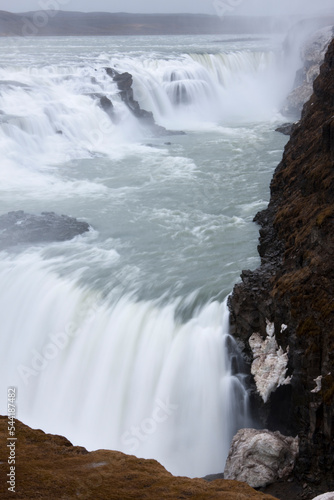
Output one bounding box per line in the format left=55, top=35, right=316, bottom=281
left=0, top=34, right=291, bottom=477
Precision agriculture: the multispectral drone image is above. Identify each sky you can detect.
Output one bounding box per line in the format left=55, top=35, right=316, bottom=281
left=0, top=0, right=333, bottom=17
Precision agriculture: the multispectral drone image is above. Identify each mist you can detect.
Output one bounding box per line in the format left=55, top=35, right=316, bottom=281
left=0, top=0, right=333, bottom=18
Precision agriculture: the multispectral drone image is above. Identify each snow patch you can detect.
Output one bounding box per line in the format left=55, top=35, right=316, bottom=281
left=311, top=372, right=332, bottom=394
left=312, top=493, right=334, bottom=500
left=311, top=375, right=323, bottom=394
left=249, top=320, right=292, bottom=403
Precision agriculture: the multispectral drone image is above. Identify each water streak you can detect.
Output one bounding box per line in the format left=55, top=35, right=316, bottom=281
left=0, top=251, right=250, bottom=477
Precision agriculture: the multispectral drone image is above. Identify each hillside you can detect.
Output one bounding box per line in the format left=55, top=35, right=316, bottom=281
left=0, top=10, right=291, bottom=36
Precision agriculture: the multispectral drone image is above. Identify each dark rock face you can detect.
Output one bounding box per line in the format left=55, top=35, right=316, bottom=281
left=228, top=38, right=334, bottom=491
left=0, top=211, right=90, bottom=249
left=99, top=95, right=117, bottom=122
left=105, top=67, right=185, bottom=136
left=106, top=68, right=158, bottom=124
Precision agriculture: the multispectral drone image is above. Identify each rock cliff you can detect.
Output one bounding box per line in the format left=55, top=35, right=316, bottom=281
left=0, top=416, right=278, bottom=500
left=282, top=25, right=334, bottom=118
left=228, top=37, right=334, bottom=492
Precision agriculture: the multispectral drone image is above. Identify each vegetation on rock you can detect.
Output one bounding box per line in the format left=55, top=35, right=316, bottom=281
left=229, top=37, right=334, bottom=493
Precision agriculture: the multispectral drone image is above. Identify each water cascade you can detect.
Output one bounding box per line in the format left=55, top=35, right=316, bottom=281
left=0, top=36, right=291, bottom=478
left=0, top=251, right=250, bottom=478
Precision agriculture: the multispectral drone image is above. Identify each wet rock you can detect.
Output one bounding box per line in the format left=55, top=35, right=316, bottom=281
left=224, top=429, right=299, bottom=488
left=98, top=95, right=118, bottom=123
left=99, top=95, right=113, bottom=112
left=86, top=92, right=118, bottom=123
left=275, top=123, right=296, bottom=135
left=0, top=210, right=90, bottom=249
left=105, top=67, right=185, bottom=136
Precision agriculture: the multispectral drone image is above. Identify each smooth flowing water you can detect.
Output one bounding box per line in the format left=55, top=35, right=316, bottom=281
left=0, top=34, right=291, bottom=477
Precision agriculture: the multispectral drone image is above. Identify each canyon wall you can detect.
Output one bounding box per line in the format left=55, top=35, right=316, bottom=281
left=228, top=37, right=334, bottom=489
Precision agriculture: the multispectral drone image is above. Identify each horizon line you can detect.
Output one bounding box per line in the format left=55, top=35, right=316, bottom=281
left=0, top=9, right=320, bottom=18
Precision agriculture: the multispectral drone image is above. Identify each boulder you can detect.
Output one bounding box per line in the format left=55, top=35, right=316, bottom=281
left=275, top=123, right=296, bottom=136
left=224, top=429, right=299, bottom=488
left=0, top=210, right=90, bottom=249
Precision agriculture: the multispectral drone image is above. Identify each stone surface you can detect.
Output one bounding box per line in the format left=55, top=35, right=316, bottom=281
left=0, top=416, right=278, bottom=500
left=99, top=95, right=117, bottom=123
left=224, top=429, right=299, bottom=488
left=275, top=123, right=296, bottom=136
left=228, top=37, right=334, bottom=489
left=0, top=211, right=90, bottom=249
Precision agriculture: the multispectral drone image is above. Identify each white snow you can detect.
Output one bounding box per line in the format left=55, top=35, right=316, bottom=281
left=249, top=320, right=292, bottom=403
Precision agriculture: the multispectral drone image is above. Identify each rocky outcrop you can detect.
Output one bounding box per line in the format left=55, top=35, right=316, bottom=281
left=275, top=123, right=296, bottom=136
left=0, top=416, right=278, bottom=500
left=224, top=429, right=299, bottom=488
left=0, top=211, right=90, bottom=249
left=105, top=67, right=184, bottom=137
left=228, top=37, right=334, bottom=493
left=98, top=95, right=117, bottom=122
left=282, top=26, right=334, bottom=118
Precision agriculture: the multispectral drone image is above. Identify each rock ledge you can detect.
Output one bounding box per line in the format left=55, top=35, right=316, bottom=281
left=0, top=416, right=278, bottom=499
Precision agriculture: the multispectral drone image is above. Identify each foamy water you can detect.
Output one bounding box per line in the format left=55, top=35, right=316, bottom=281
left=0, top=34, right=291, bottom=477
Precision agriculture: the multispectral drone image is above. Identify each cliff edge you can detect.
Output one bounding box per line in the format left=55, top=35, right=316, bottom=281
left=0, top=416, right=277, bottom=500
left=228, top=37, right=334, bottom=491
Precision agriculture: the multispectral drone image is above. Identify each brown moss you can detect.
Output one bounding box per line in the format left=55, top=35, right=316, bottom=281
left=312, top=295, right=334, bottom=318
left=0, top=416, right=278, bottom=500
left=273, top=269, right=312, bottom=298
left=316, top=205, right=334, bottom=227
left=297, top=317, right=322, bottom=338
left=322, top=374, right=334, bottom=405
left=305, top=342, right=321, bottom=356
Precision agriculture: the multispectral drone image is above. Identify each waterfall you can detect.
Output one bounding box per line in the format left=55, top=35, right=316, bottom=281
left=0, top=36, right=290, bottom=479
left=118, top=50, right=292, bottom=127
left=0, top=250, right=250, bottom=478
left=0, top=48, right=291, bottom=171
left=0, top=67, right=140, bottom=172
